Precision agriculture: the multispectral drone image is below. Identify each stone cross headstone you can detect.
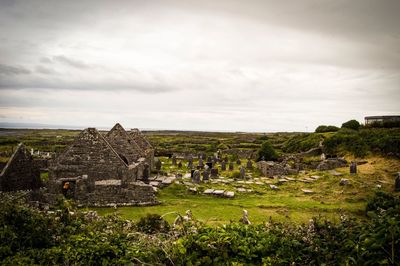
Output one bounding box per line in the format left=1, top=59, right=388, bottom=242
left=246, top=160, right=253, bottom=170
left=395, top=172, right=400, bottom=192
left=240, top=166, right=246, bottom=179
left=229, top=162, right=234, bottom=171
left=221, top=161, right=226, bottom=171
left=236, top=159, right=241, bottom=165
left=198, top=158, right=204, bottom=168
left=350, top=161, right=357, bottom=174
left=172, top=155, right=177, bottom=166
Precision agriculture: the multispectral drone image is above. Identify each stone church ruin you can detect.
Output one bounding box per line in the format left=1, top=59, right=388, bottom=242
left=47, top=123, right=157, bottom=206
left=0, top=143, right=42, bottom=192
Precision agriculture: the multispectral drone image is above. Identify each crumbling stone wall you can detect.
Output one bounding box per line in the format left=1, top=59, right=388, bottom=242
left=49, top=128, right=136, bottom=183
left=0, top=143, right=42, bottom=191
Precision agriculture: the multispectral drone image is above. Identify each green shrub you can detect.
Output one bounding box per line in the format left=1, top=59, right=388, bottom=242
left=341, top=119, right=361, bottom=130
left=136, top=214, right=170, bottom=234
left=315, top=125, right=339, bottom=133
left=257, top=141, right=278, bottom=161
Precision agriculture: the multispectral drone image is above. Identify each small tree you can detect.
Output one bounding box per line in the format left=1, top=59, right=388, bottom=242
left=341, top=119, right=361, bottom=130
left=257, top=141, right=278, bottom=161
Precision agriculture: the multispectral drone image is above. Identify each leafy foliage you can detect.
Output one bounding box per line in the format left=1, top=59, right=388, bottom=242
left=315, top=125, right=340, bottom=133
left=341, top=119, right=361, bottom=130
left=257, top=141, right=278, bottom=161
left=282, top=133, right=322, bottom=153
left=0, top=192, right=399, bottom=265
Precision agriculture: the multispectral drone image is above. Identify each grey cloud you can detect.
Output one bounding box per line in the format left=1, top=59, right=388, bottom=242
left=35, top=65, right=57, bottom=75
left=0, top=64, right=31, bottom=75
left=52, top=55, right=91, bottom=69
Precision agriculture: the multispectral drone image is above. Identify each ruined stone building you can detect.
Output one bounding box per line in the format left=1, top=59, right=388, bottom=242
left=48, top=124, right=157, bottom=206
left=0, top=143, right=42, bottom=191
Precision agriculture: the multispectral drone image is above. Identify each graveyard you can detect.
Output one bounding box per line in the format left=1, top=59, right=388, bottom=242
left=0, top=125, right=399, bottom=265
left=1, top=127, right=399, bottom=224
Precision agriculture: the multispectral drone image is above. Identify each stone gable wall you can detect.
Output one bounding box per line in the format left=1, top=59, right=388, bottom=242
left=0, top=144, right=42, bottom=191
left=50, top=128, right=136, bottom=182
left=105, top=123, right=145, bottom=164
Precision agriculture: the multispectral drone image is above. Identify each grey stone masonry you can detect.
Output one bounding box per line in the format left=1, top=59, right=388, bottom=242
left=0, top=143, right=42, bottom=191
left=105, top=123, right=145, bottom=164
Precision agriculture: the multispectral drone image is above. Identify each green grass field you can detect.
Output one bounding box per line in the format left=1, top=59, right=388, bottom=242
left=94, top=156, right=399, bottom=225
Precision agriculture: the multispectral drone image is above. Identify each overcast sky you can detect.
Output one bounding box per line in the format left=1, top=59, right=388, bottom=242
left=0, top=0, right=399, bottom=131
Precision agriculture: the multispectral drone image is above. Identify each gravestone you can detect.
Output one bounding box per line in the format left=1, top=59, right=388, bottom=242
left=246, top=160, right=253, bottom=169
left=172, top=155, right=177, bottom=166
left=192, top=170, right=200, bottom=183
left=224, top=157, right=229, bottom=163
left=203, top=169, right=210, bottom=181
left=207, top=156, right=212, bottom=163
left=395, top=172, right=400, bottom=192
left=229, top=162, right=234, bottom=171
left=142, top=163, right=150, bottom=183
left=210, top=168, right=219, bottom=178
left=187, top=156, right=193, bottom=168
left=177, top=161, right=182, bottom=168
left=236, top=159, right=242, bottom=165
left=240, top=166, right=246, bottom=179
left=206, top=162, right=213, bottom=169
left=190, top=169, right=195, bottom=178
left=155, top=159, right=162, bottom=171
left=198, top=158, right=204, bottom=168
left=221, top=161, right=226, bottom=171
left=239, top=209, right=251, bottom=225
left=350, top=161, right=357, bottom=174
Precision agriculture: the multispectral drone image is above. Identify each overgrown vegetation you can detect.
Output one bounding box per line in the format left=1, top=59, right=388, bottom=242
left=1, top=192, right=399, bottom=265
left=315, top=125, right=339, bottom=133
left=257, top=141, right=278, bottom=161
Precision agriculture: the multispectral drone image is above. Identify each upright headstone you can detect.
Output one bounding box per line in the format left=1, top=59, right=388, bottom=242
left=178, top=161, right=182, bottom=168
left=246, top=160, right=253, bottom=170
left=172, top=155, right=177, bottom=166
left=188, top=156, right=193, bottom=168
left=240, top=166, right=246, bottom=179
left=201, top=153, right=206, bottom=160
left=155, top=159, right=162, bottom=171
left=236, top=159, right=241, bottom=165
left=224, top=157, right=229, bottom=163
left=395, top=172, right=400, bottom=192
left=198, top=158, right=204, bottom=168
left=192, top=170, right=201, bottom=184
left=229, top=162, right=234, bottom=171
left=221, top=161, right=226, bottom=171
left=320, top=153, right=326, bottom=161
left=206, top=162, right=213, bottom=169
left=207, top=156, right=212, bottom=163
left=143, top=163, right=150, bottom=183
left=239, top=209, right=251, bottom=225
left=203, top=169, right=210, bottom=181
left=210, top=168, right=219, bottom=178
left=350, top=161, right=357, bottom=174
